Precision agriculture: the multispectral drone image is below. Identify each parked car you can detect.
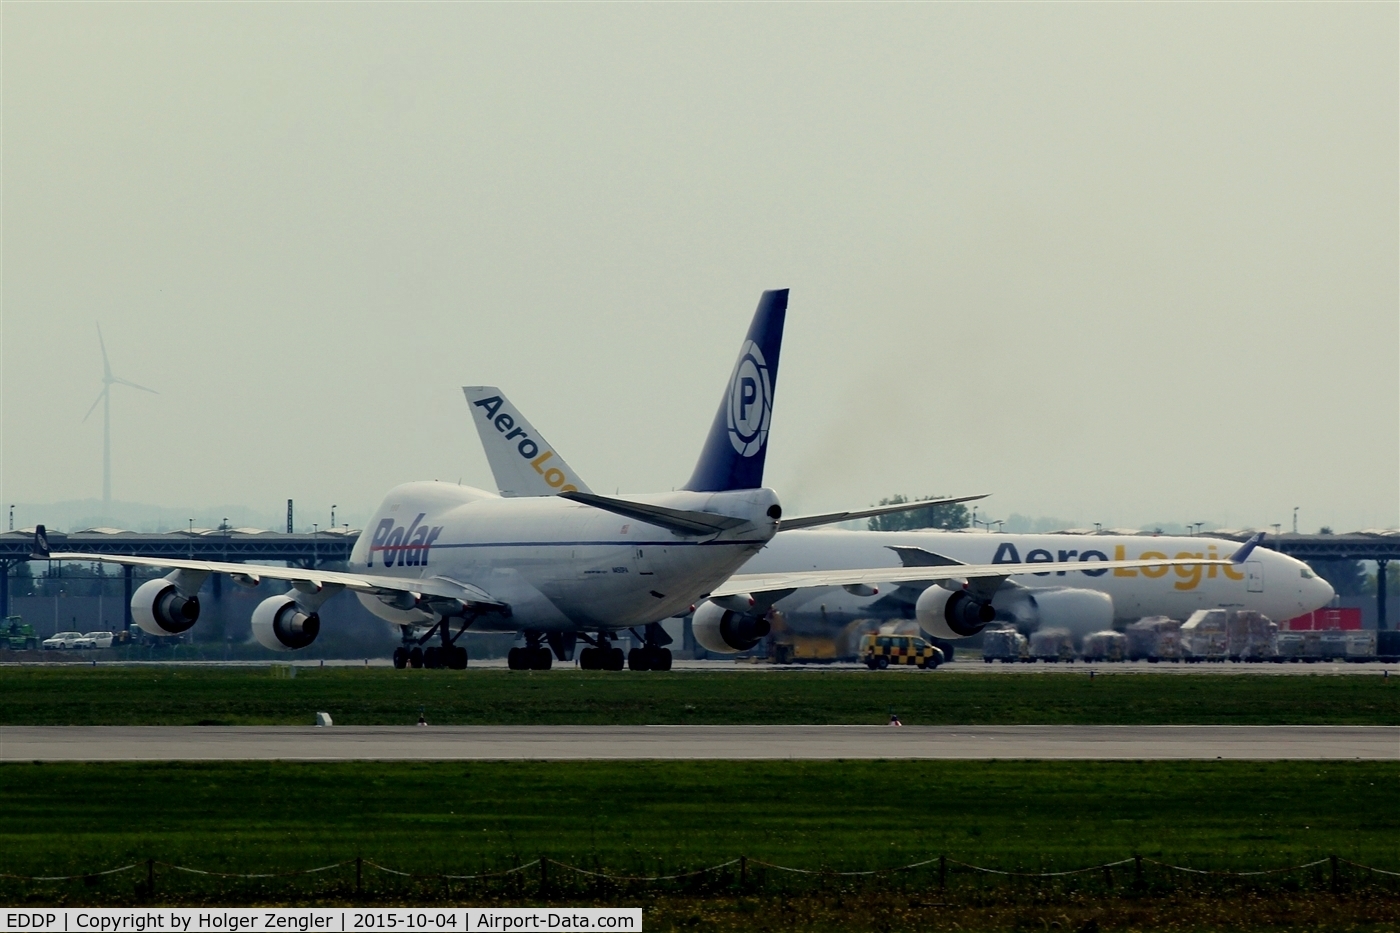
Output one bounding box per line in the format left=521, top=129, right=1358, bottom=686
left=42, top=631, right=86, bottom=650
left=81, top=631, right=116, bottom=649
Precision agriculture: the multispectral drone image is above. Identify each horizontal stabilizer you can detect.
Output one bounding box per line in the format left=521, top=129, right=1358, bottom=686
left=559, top=491, right=752, bottom=537
left=778, top=494, right=987, bottom=532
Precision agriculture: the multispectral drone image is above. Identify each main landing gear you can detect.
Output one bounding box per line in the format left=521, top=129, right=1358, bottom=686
left=392, top=619, right=469, bottom=670
left=568, top=631, right=621, bottom=670
left=627, top=622, right=674, bottom=671
left=628, top=644, right=672, bottom=671
left=507, top=631, right=554, bottom=671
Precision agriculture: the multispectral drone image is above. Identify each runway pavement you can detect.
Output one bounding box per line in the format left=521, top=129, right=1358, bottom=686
left=1, top=725, right=1394, bottom=761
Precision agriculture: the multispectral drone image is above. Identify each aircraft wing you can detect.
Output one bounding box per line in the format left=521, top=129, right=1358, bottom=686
left=40, top=548, right=506, bottom=610
left=710, top=556, right=1234, bottom=599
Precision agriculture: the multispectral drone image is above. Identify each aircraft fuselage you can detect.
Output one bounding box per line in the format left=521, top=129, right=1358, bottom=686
left=348, top=481, right=779, bottom=632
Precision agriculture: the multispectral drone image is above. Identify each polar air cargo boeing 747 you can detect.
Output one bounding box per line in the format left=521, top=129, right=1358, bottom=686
left=465, top=386, right=1321, bottom=662
left=36, top=290, right=1234, bottom=670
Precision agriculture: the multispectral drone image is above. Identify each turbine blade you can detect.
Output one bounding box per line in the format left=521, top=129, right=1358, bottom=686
left=97, top=324, right=112, bottom=381
left=112, top=376, right=157, bottom=394
left=82, top=389, right=106, bottom=423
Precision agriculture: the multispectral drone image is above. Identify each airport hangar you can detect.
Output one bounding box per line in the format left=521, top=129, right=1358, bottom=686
left=0, top=527, right=1396, bottom=633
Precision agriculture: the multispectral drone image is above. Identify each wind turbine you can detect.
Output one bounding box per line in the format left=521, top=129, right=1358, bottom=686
left=83, top=325, right=156, bottom=517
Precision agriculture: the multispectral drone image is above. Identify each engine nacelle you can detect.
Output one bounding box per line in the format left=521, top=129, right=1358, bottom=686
left=916, top=585, right=996, bottom=640
left=1002, top=588, right=1115, bottom=639
left=251, top=595, right=321, bottom=651
left=131, top=577, right=201, bottom=636
left=692, top=600, right=771, bottom=653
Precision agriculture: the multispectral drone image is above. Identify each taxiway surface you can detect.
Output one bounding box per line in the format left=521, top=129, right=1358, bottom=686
left=2, top=725, right=1394, bottom=761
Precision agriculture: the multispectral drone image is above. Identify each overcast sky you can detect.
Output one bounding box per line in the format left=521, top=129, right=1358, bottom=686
left=3, top=3, right=1396, bottom=534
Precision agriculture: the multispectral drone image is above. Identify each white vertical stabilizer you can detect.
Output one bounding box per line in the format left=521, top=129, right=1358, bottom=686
left=462, top=387, right=592, bottom=497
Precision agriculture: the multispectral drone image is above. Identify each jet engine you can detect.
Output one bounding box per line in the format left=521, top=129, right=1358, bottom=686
left=131, top=576, right=201, bottom=636
left=1000, top=588, right=1114, bottom=639
left=916, top=585, right=996, bottom=640
left=251, top=594, right=321, bottom=651
left=691, top=599, right=771, bottom=653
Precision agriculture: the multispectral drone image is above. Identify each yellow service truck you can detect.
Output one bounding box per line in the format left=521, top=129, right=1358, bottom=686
left=859, top=633, right=944, bottom=670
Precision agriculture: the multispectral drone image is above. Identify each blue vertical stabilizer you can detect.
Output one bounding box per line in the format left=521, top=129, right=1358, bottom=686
left=683, top=289, right=788, bottom=492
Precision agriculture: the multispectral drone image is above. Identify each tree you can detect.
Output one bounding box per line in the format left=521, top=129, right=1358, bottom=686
left=1363, top=562, right=1400, bottom=598
left=1309, top=559, right=1369, bottom=598
left=868, top=495, right=971, bottom=532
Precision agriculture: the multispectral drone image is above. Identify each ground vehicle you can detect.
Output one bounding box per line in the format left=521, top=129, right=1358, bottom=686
left=1081, top=630, right=1127, bottom=662
left=983, top=626, right=1029, bottom=662
left=81, top=631, right=116, bottom=649
left=1, top=617, right=38, bottom=650
left=1029, top=628, right=1076, bottom=662
left=859, top=633, right=943, bottom=670
left=42, top=631, right=86, bottom=650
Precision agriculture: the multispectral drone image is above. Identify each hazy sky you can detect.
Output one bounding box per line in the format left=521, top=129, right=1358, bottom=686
left=3, top=3, right=1396, bottom=533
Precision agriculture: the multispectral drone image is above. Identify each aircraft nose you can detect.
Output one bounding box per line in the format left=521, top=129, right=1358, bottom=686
left=1310, top=574, right=1335, bottom=610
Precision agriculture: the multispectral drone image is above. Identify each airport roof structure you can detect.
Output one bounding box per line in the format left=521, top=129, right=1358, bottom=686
left=4, top=527, right=1398, bottom=565
left=0, top=528, right=358, bottom=565
left=1210, top=530, right=1400, bottom=563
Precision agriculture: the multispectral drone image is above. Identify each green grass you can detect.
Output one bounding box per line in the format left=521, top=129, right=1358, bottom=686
left=1, top=760, right=1395, bottom=878
left=0, top=762, right=1394, bottom=924
left=0, top=667, right=1396, bottom=725
left=4, top=760, right=1398, bottom=928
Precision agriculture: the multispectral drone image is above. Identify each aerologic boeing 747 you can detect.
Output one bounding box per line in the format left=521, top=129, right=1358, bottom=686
left=464, top=386, right=1310, bottom=663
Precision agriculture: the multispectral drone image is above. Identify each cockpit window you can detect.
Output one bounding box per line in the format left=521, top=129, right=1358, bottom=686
left=1300, top=569, right=1314, bottom=579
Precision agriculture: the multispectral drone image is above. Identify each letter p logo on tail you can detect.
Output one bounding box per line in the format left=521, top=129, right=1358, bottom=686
left=685, top=289, right=787, bottom=491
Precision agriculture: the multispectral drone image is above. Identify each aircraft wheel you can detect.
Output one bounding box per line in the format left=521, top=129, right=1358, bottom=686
left=408, top=647, right=424, bottom=669
left=606, top=647, right=625, bottom=671
left=627, top=648, right=650, bottom=672
left=449, top=646, right=468, bottom=669
left=507, top=647, right=524, bottom=670
left=578, top=647, right=596, bottom=670
left=392, top=647, right=408, bottom=670
left=654, top=648, right=673, bottom=671
left=531, top=647, right=553, bottom=670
